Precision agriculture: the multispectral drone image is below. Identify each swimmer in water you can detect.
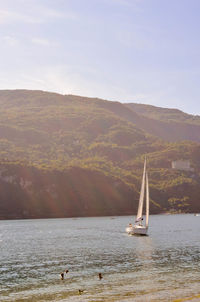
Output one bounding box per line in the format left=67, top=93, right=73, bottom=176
left=98, top=273, right=103, bottom=280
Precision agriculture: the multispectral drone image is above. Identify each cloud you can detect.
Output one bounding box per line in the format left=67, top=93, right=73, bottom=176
left=43, top=8, right=77, bottom=21
left=114, top=0, right=141, bottom=6
left=103, top=0, right=142, bottom=9
left=0, top=9, right=41, bottom=24
left=0, top=6, right=77, bottom=25
left=3, top=36, right=18, bottom=46
left=31, top=38, right=50, bottom=46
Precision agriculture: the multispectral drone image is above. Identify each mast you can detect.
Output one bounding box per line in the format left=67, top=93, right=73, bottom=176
left=145, top=171, right=149, bottom=227
left=135, top=157, right=146, bottom=222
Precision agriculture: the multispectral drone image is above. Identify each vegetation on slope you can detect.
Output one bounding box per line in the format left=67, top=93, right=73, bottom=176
left=0, top=90, right=200, bottom=219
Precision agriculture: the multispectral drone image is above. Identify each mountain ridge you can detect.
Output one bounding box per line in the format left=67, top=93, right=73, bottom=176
left=0, top=90, right=200, bottom=219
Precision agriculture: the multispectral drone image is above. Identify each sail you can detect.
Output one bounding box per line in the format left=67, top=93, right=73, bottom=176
left=145, top=172, right=149, bottom=227
left=135, top=158, right=146, bottom=222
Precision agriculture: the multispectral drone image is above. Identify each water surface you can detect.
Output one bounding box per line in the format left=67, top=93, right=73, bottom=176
left=0, top=214, right=200, bottom=301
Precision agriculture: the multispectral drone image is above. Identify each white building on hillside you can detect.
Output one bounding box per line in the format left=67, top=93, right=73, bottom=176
left=172, top=160, right=194, bottom=171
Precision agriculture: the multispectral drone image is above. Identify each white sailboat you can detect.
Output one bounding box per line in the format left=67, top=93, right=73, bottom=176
left=126, top=157, right=149, bottom=236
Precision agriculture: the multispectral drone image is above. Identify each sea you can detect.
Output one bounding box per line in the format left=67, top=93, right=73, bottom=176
left=0, top=214, right=200, bottom=302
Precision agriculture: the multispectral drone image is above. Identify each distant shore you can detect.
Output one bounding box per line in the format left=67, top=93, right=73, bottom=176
left=0, top=211, right=196, bottom=220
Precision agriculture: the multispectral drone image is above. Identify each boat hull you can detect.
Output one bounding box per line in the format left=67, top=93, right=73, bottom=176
left=126, top=225, right=148, bottom=236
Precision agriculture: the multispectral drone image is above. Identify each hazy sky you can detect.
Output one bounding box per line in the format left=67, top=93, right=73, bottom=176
left=0, top=0, right=200, bottom=114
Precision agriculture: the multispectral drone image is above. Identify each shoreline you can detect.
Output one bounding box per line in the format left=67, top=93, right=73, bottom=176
left=0, top=211, right=196, bottom=221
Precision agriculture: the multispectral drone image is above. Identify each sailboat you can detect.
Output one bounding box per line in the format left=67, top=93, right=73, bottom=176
left=126, top=157, right=149, bottom=236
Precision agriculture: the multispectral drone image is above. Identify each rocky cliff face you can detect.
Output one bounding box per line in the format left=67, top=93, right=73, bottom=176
left=0, top=164, right=148, bottom=219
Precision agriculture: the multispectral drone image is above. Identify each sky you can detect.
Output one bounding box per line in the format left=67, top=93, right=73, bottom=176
left=0, top=0, right=200, bottom=114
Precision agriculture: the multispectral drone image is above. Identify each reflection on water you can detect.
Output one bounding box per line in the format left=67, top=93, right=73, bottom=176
left=0, top=214, right=200, bottom=301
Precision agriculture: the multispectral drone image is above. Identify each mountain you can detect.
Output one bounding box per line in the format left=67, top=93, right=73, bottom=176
left=125, top=103, right=200, bottom=142
left=0, top=90, right=200, bottom=219
left=125, top=103, right=200, bottom=125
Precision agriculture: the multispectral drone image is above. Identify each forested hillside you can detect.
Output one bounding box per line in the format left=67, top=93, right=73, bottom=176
left=0, top=90, right=200, bottom=219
